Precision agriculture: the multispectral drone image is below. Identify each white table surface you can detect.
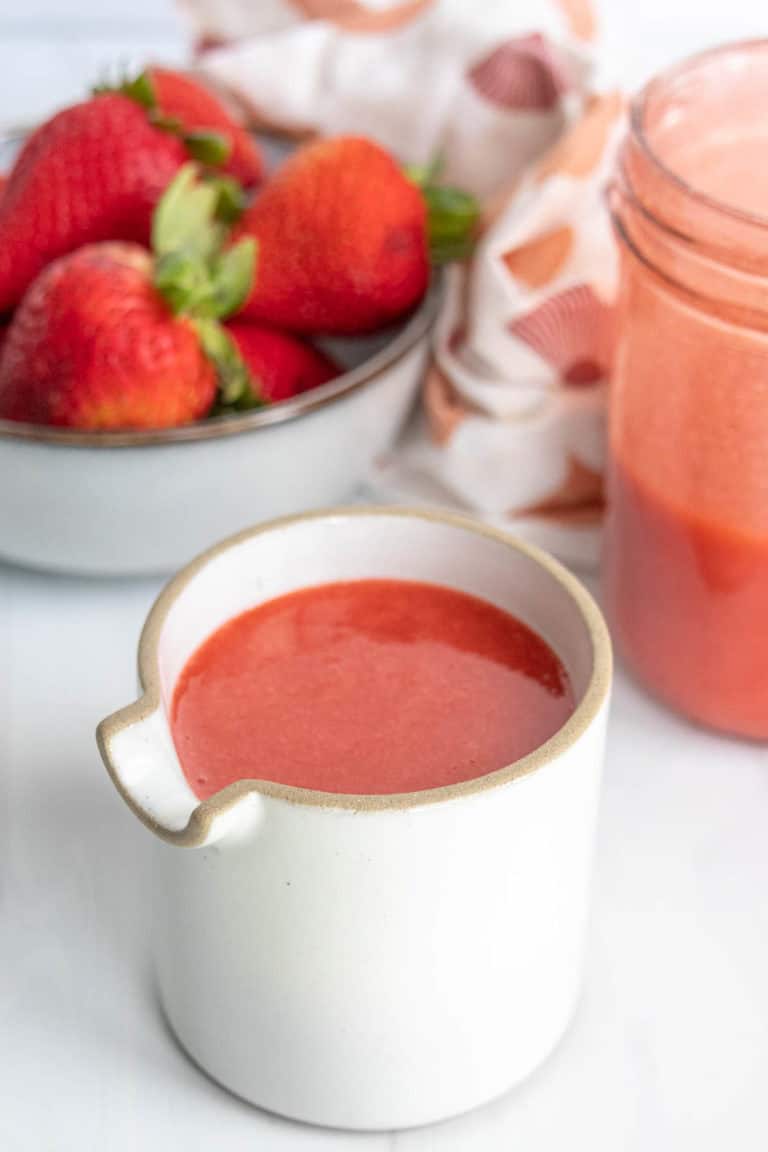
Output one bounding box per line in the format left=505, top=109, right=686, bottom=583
left=1, top=2, right=767, bottom=1149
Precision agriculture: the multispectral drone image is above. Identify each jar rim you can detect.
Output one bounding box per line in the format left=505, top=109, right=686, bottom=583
left=630, top=38, right=768, bottom=232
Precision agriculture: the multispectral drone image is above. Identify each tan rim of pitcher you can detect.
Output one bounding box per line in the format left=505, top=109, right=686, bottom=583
left=96, top=506, right=612, bottom=845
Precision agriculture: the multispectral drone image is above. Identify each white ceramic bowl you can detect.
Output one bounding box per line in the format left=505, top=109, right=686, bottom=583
left=0, top=128, right=441, bottom=576
left=97, top=507, right=612, bottom=1130
left=0, top=282, right=439, bottom=575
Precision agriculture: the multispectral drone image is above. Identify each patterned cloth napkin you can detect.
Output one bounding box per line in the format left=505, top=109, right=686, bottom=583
left=180, top=0, right=624, bottom=567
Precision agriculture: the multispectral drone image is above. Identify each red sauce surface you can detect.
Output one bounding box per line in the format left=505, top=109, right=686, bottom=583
left=171, top=579, right=575, bottom=797
left=605, top=459, right=768, bottom=739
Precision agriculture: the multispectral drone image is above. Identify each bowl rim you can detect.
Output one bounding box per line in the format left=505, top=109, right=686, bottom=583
left=0, top=274, right=443, bottom=450
left=96, top=506, right=613, bottom=844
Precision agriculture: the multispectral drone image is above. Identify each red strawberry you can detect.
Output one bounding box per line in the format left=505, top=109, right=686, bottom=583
left=0, top=166, right=256, bottom=430
left=234, top=136, right=430, bottom=334
left=148, top=68, right=263, bottom=188
left=0, top=172, right=6, bottom=199
left=0, top=94, right=188, bottom=313
left=0, top=245, right=216, bottom=428
left=227, top=323, right=339, bottom=402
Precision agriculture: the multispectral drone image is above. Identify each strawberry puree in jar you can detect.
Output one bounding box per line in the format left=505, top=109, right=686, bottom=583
left=605, top=41, right=768, bottom=738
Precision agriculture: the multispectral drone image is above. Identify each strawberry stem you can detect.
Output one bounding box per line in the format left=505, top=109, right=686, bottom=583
left=94, top=69, right=156, bottom=109
left=121, top=70, right=156, bottom=109
left=183, top=129, right=232, bottom=167
left=195, top=319, right=262, bottom=409
left=205, top=173, right=247, bottom=224
left=150, top=166, right=260, bottom=411
left=406, top=166, right=480, bottom=263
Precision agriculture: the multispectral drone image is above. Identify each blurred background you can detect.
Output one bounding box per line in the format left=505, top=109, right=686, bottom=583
left=0, top=0, right=764, bottom=124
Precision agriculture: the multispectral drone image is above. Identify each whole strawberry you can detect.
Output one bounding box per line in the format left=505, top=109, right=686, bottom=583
left=0, top=245, right=216, bottom=428
left=0, top=95, right=188, bottom=313
left=0, top=166, right=256, bottom=430
left=227, top=323, right=339, bottom=402
left=234, top=136, right=430, bottom=334
left=0, top=82, right=242, bottom=316
left=148, top=68, right=263, bottom=188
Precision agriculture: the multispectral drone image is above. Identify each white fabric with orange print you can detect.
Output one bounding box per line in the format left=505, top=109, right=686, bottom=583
left=181, top=0, right=622, bottom=567
left=379, top=93, right=625, bottom=568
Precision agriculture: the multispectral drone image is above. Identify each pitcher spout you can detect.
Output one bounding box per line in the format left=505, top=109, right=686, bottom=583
left=96, top=700, right=264, bottom=848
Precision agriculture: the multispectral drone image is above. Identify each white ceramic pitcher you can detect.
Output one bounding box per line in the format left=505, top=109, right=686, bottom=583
left=97, top=508, right=611, bottom=1130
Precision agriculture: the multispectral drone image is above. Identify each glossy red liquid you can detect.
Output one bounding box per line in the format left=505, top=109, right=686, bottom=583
left=171, top=579, right=575, bottom=797
left=605, top=459, right=768, bottom=738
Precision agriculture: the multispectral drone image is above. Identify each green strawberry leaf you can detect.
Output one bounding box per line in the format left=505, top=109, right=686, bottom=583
left=205, top=173, right=248, bottom=224
left=121, top=70, right=157, bottom=109
left=406, top=167, right=480, bottom=264
left=183, top=129, right=232, bottom=168
left=154, top=240, right=256, bottom=320
left=422, top=184, right=480, bottom=263
left=207, top=238, right=257, bottom=319
left=194, top=318, right=263, bottom=409
left=152, top=164, right=223, bottom=261
left=154, top=251, right=212, bottom=315
left=152, top=165, right=255, bottom=330
left=93, top=69, right=157, bottom=109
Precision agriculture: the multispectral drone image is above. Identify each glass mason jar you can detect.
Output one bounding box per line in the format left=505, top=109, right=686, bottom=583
left=604, top=41, right=768, bottom=739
